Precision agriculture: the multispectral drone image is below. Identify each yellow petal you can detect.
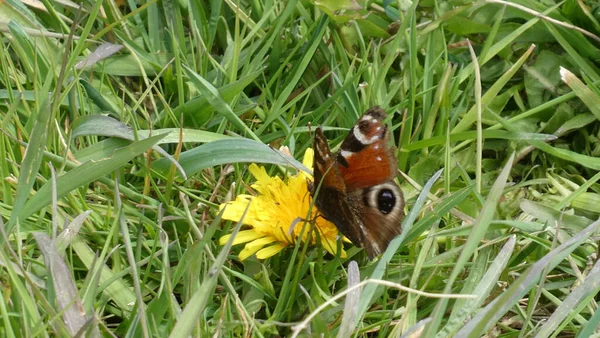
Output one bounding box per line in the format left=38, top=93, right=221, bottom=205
left=219, top=230, right=264, bottom=245
left=249, top=164, right=271, bottom=182
left=245, top=236, right=277, bottom=249
left=219, top=234, right=231, bottom=245
left=256, top=243, right=287, bottom=259
left=237, top=236, right=279, bottom=260
left=320, top=236, right=339, bottom=256
left=220, top=197, right=253, bottom=222
left=320, top=237, right=348, bottom=258
left=303, top=148, right=314, bottom=169
left=239, top=244, right=263, bottom=261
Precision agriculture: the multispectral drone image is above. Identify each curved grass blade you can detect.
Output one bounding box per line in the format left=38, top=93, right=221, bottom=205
left=152, top=138, right=310, bottom=177
left=168, top=206, right=245, bottom=337
left=71, top=114, right=187, bottom=178
left=19, top=133, right=167, bottom=221
left=456, top=219, right=600, bottom=336
left=423, top=153, right=515, bottom=335
left=72, top=114, right=231, bottom=144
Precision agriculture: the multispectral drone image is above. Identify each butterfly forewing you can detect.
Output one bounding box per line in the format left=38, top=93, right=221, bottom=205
left=338, top=107, right=398, bottom=191
left=312, top=127, right=365, bottom=246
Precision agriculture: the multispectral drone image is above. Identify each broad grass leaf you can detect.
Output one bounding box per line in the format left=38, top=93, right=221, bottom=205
left=19, top=133, right=167, bottom=221
left=152, top=138, right=309, bottom=177
left=72, top=115, right=187, bottom=178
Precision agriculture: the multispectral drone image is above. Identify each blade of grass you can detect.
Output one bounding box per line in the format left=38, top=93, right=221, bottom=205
left=456, top=218, right=600, bottom=336
left=453, top=44, right=535, bottom=133
left=33, top=232, right=88, bottom=336
left=19, top=133, right=167, bottom=220
left=560, top=67, right=600, bottom=119
left=182, top=65, right=259, bottom=141
left=167, top=205, right=246, bottom=337
left=152, top=138, right=309, bottom=177
left=6, top=69, right=54, bottom=233
left=456, top=2, right=561, bottom=83
left=467, top=39, right=482, bottom=193
left=256, top=16, right=328, bottom=134
left=438, top=236, right=516, bottom=337
left=422, top=153, right=515, bottom=335
left=337, top=261, right=360, bottom=338
left=535, top=256, right=600, bottom=337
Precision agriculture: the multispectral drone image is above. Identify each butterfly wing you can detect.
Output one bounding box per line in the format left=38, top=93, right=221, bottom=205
left=312, top=107, right=405, bottom=258
left=337, top=106, right=398, bottom=191
left=312, top=127, right=365, bottom=247
left=347, top=181, right=405, bottom=258
left=337, top=107, right=404, bottom=257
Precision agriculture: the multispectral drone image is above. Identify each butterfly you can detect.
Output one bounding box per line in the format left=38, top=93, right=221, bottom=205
left=311, top=106, right=404, bottom=259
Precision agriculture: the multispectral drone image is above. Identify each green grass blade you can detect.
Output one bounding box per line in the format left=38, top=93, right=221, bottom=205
left=7, top=69, right=54, bottom=233
left=423, top=153, right=515, bottom=335
left=535, top=257, right=600, bottom=337
left=152, top=138, right=309, bottom=177
left=182, top=65, right=260, bottom=141
left=168, top=206, right=245, bottom=338
left=456, top=218, right=600, bottom=336
left=453, top=45, right=535, bottom=133
left=19, top=133, right=167, bottom=220
left=438, top=236, right=516, bottom=337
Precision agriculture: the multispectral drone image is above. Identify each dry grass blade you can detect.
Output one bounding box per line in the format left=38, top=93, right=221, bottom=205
left=75, top=43, right=123, bottom=69
left=560, top=67, right=600, bottom=119
left=33, top=233, right=89, bottom=336
left=53, top=211, right=92, bottom=253
left=337, top=261, right=360, bottom=338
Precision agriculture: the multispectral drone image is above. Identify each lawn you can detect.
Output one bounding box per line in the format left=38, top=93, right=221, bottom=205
left=1, top=0, right=600, bottom=336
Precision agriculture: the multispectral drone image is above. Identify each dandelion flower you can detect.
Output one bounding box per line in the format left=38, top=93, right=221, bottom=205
left=219, top=148, right=347, bottom=260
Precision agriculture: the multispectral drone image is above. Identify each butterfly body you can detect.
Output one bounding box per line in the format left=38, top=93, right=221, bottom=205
left=311, top=107, right=404, bottom=259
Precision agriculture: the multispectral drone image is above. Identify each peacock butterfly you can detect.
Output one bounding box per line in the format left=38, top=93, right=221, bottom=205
left=311, top=106, right=405, bottom=258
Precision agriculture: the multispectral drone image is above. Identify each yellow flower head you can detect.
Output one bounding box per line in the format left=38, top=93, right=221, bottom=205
left=218, top=148, right=347, bottom=260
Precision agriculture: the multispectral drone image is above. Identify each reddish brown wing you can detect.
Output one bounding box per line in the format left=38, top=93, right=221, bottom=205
left=337, top=107, right=397, bottom=192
